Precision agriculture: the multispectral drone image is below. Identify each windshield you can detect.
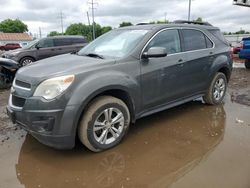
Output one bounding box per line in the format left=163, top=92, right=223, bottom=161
left=23, top=39, right=39, bottom=49
left=78, top=29, right=149, bottom=58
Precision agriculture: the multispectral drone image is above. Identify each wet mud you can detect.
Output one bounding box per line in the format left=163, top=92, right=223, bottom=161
left=0, top=67, right=250, bottom=188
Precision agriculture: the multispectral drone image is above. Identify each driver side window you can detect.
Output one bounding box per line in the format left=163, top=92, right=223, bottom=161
left=145, top=29, right=181, bottom=55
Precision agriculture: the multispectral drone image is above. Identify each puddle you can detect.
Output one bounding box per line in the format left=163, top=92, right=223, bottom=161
left=3, top=101, right=227, bottom=188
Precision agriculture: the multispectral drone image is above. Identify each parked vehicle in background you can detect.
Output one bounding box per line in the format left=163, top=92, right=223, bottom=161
left=7, top=21, right=232, bottom=152
left=239, top=37, right=250, bottom=69
left=232, top=42, right=243, bottom=54
left=2, top=36, right=88, bottom=66
left=0, top=58, right=19, bottom=89
left=0, top=43, right=21, bottom=51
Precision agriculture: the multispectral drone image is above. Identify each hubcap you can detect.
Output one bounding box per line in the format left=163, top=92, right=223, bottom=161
left=93, top=108, right=125, bottom=145
left=22, top=59, right=33, bottom=66
left=213, top=78, right=226, bottom=101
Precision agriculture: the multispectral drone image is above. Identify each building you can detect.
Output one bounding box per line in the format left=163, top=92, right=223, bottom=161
left=0, top=32, right=33, bottom=47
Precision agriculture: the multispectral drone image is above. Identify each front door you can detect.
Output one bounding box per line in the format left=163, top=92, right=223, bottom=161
left=36, top=38, right=57, bottom=60
left=140, top=29, right=185, bottom=110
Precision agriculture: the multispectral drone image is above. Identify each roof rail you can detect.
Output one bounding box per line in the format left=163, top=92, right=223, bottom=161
left=173, top=20, right=213, bottom=26
left=136, top=23, right=150, bottom=25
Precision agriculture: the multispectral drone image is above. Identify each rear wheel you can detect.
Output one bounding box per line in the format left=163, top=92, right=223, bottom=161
left=245, top=59, right=250, bottom=69
left=78, top=96, right=130, bottom=152
left=20, top=57, right=34, bottom=67
left=203, top=72, right=227, bottom=105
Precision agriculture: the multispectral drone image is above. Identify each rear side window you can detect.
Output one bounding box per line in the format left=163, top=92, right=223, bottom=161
left=182, top=29, right=207, bottom=51
left=54, top=38, right=72, bottom=46
left=145, top=29, right=181, bottom=54
left=209, top=29, right=228, bottom=45
left=71, top=38, right=87, bottom=44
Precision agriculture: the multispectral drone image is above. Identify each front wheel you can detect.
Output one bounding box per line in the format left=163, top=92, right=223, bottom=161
left=245, top=59, right=250, bottom=69
left=203, top=72, right=227, bottom=105
left=78, top=96, right=130, bottom=152
left=20, top=57, right=34, bottom=67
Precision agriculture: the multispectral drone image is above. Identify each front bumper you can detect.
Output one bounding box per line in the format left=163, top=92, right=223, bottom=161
left=7, top=96, right=79, bottom=149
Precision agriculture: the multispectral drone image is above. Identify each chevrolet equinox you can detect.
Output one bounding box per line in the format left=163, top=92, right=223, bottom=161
left=7, top=21, right=233, bottom=152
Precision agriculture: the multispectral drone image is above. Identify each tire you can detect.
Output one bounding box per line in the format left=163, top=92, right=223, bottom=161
left=20, top=57, right=35, bottom=67
left=245, top=59, right=250, bottom=69
left=203, top=72, right=227, bottom=105
left=78, top=96, right=130, bottom=152
left=0, top=76, right=11, bottom=89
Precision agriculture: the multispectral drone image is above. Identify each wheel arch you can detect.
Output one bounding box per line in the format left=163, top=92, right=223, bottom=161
left=72, top=86, right=137, bottom=140
left=217, top=66, right=231, bottom=82
left=19, top=56, right=36, bottom=63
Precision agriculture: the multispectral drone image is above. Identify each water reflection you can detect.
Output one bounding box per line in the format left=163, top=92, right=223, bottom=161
left=16, top=101, right=226, bottom=188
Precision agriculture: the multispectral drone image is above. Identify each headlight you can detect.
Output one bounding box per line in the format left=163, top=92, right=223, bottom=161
left=33, top=75, right=75, bottom=100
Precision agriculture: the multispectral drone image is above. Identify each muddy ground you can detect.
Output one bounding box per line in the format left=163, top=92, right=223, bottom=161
left=0, top=67, right=250, bottom=188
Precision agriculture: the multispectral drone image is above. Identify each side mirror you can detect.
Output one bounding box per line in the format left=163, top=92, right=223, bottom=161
left=35, top=44, right=41, bottom=49
left=142, top=47, right=167, bottom=59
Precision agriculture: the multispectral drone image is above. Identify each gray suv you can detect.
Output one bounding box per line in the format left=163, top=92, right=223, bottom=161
left=2, top=36, right=88, bottom=66
left=7, top=21, right=233, bottom=152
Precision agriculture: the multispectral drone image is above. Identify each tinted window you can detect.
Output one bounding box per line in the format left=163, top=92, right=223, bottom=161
left=205, top=36, right=213, bottom=48
left=39, top=39, right=54, bottom=48
left=146, top=29, right=181, bottom=54
left=54, top=38, right=72, bottom=46
left=71, top=38, right=87, bottom=44
left=209, top=29, right=228, bottom=45
left=182, top=29, right=207, bottom=51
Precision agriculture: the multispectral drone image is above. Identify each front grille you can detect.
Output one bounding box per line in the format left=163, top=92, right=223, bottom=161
left=15, top=79, right=31, bottom=89
left=12, top=95, right=26, bottom=108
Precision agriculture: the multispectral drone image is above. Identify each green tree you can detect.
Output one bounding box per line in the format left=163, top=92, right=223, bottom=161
left=101, top=26, right=112, bottom=35
left=0, top=19, right=28, bottom=33
left=47, top=31, right=62, bottom=37
left=65, top=23, right=91, bottom=41
left=195, top=17, right=203, bottom=22
left=65, top=23, right=112, bottom=41
left=119, top=22, right=133, bottom=27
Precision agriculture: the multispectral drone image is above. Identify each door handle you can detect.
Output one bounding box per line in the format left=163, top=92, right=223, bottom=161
left=178, top=59, right=183, bottom=63
left=209, top=51, right=213, bottom=55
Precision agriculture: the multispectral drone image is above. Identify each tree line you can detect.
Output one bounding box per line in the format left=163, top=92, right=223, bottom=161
left=1, top=18, right=249, bottom=41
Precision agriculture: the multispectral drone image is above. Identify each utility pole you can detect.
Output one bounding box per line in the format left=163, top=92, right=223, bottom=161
left=188, top=0, right=191, bottom=21
left=59, top=11, right=65, bottom=34
left=39, top=27, right=42, bottom=38
left=88, top=0, right=98, bottom=40
left=164, top=12, right=167, bottom=23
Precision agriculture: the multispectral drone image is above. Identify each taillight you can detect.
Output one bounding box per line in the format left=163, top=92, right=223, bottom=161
left=229, top=48, right=234, bottom=59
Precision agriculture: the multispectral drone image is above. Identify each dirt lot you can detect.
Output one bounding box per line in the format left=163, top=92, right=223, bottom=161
left=0, top=67, right=250, bottom=188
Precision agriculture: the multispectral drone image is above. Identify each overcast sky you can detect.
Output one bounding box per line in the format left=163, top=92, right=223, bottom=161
left=1, top=0, right=250, bottom=37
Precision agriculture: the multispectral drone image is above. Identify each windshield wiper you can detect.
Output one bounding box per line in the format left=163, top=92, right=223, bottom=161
left=83, top=53, right=104, bottom=59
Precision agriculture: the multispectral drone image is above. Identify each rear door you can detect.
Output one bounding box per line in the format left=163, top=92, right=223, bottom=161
left=179, top=29, right=215, bottom=95
left=53, top=38, right=74, bottom=55
left=71, top=38, right=88, bottom=51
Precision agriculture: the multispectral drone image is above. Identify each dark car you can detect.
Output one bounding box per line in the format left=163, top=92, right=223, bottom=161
left=2, top=36, right=88, bottom=66
left=0, top=43, right=21, bottom=51
left=7, top=21, right=233, bottom=152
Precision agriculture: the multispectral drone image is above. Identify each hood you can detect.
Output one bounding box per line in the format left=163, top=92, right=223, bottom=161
left=16, top=54, right=114, bottom=84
